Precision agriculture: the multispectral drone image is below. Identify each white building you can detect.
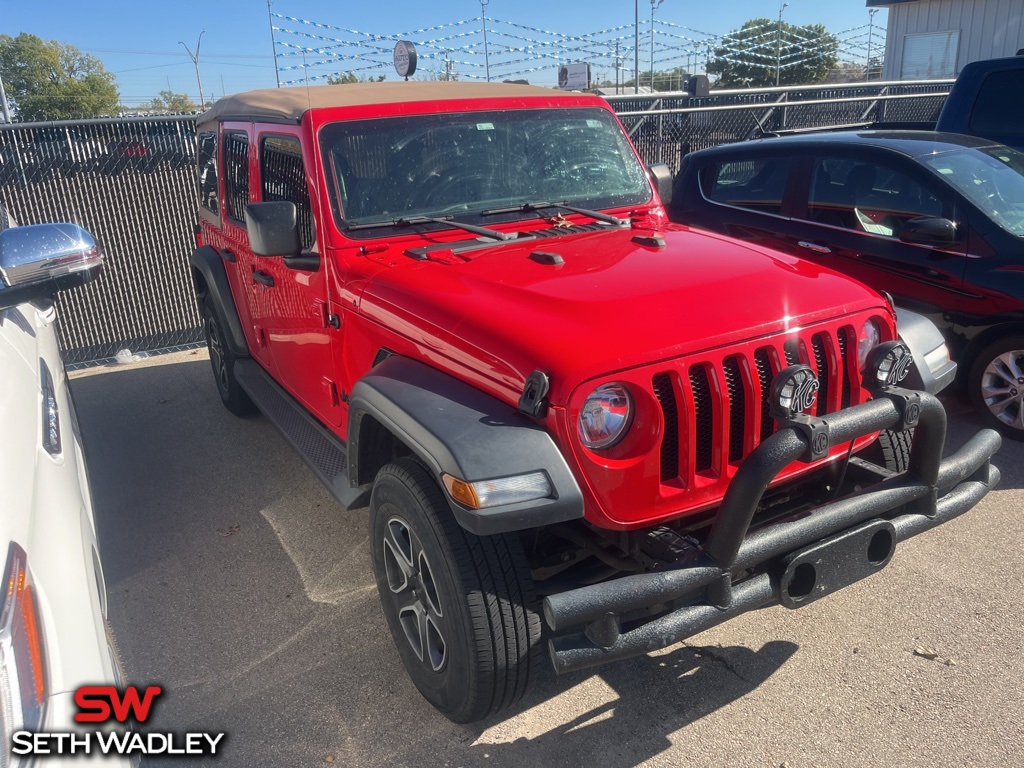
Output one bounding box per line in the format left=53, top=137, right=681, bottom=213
left=870, top=0, right=1024, bottom=80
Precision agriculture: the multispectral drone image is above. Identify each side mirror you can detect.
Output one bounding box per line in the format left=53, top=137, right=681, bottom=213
left=648, top=163, right=673, bottom=206
left=245, top=201, right=301, bottom=257
left=898, top=216, right=960, bottom=246
left=0, top=223, right=103, bottom=311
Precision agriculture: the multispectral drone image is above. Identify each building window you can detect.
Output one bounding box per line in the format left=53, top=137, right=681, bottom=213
left=260, top=135, right=315, bottom=249
left=900, top=31, right=959, bottom=80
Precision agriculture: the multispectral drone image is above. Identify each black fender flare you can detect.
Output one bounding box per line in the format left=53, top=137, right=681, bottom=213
left=348, top=356, right=584, bottom=535
left=190, top=245, right=248, bottom=357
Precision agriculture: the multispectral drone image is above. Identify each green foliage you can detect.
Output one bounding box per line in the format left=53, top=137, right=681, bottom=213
left=620, top=68, right=694, bottom=92
left=707, top=18, right=838, bottom=88
left=148, top=90, right=197, bottom=112
left=326, top=72, right=386, bottom=85
left=0, top=33, right=119, bottom=120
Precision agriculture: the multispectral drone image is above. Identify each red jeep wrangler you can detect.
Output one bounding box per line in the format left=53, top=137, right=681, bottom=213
left=190, top=82, right=1001, bottom=723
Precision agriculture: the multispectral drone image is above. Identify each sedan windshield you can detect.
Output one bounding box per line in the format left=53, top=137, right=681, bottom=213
left=924, top=145, right=1024, bottom=236
left=319, top=107, right=651, bottom=237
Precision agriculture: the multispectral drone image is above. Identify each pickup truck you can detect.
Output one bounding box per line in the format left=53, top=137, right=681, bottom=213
left=190, top=81, right=1001, bottom=723
left=934, top=52, right=1024, bottom=150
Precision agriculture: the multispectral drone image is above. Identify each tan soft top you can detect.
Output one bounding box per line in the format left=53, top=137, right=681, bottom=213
left=197, top=81, right=571, bottom=126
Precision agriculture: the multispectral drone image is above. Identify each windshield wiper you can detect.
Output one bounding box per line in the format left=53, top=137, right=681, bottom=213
left=345, top=215, right=514, bottom=241
left=480, top=201, right=628, bottom=227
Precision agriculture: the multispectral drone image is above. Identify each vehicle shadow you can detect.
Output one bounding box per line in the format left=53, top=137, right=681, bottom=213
left=450, top=640, right=799, bottom=768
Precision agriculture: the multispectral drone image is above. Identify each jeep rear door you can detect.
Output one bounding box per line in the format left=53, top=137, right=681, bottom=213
left=220, top=124, right=278, bottom=377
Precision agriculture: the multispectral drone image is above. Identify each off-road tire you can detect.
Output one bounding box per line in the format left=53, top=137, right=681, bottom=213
left=968, top=335, right=1024, bottom=440
left=861, top=428, right=913, bottom=473
left=369, top=457, right=542, bottom=723
left=202, top=301, right=256, bottom=416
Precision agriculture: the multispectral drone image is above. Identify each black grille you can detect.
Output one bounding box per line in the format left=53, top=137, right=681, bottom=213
left=838, top=331, right=852, bottom=407
left=689, top=365, right=714, bottom=473
left=811, top=334, right=829, bottom=416
left=754, top=348, right=775, bottom=442
left=723, top=357, right=745, bottom=463
left=653, top=373, right=679, bottom=482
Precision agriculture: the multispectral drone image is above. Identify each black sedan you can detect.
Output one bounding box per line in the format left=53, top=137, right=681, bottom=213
left=668, top=131, right=1024, bottom=438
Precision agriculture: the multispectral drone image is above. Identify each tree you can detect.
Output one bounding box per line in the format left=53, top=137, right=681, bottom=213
left=148, top=90, right=197, bottom=112
left=0, top=33, right=119, bottom=120
left=622, top=67, right=693, bottom=92
left=327, top=72, right=386, bottom=85
left=825, top=62, right=867, bottom=84
left=707, top=19, right=838, bottom=88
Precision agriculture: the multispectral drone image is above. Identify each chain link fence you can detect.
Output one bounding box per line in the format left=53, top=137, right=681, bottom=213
left=0, top=82, right=953, bottom=364
left=609, top=79, right=954, bottom=176
left=0, top=117, right=201, bottom=365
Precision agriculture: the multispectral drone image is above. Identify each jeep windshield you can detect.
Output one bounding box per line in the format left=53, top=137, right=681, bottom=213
left=319, top=107, right=651, bottom=239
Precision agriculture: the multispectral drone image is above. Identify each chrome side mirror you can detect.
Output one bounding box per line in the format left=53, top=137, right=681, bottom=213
left=0, top=223, right=103, bottom=311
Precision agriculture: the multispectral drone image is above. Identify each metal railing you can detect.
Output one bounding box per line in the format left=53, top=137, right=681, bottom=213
left=0, top=81, right=953, bottom=364
left=607, top=78, right=954, bottom=175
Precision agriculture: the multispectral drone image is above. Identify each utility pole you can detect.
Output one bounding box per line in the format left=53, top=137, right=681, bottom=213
left=615, top=41, right=621, bottom=94
left=866, top=8, right=878, bottom=81
left=634, top=0, right=640, bottom=93
left=179, top=30, right=207, bottom=111
left=480, top=0, right=491, bottom=82
left=775, top=2, right=790, bottom=87
left=267, top=0, right=281, bottom=88
left=650, top=0, right=664, bottom=91
left=0, top=75, right=11, bottom=124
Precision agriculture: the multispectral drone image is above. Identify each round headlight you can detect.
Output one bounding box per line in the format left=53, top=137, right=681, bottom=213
left=578, top=383, right=633, bottom=450
left=858, top=319, right=881, bottom=370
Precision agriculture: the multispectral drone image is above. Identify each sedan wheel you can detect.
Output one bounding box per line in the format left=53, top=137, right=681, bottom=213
left=969, top=336, right=1024, bottom=439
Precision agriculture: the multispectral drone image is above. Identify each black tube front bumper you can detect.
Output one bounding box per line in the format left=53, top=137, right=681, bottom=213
left=543, top=391, right=1001, bottom=674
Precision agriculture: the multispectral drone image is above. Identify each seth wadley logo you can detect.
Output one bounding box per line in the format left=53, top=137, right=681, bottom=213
left=11, top=686, right=226, bottom=758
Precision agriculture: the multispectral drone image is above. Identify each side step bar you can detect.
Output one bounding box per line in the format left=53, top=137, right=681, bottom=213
left=234, top=359, right=369, bottom=510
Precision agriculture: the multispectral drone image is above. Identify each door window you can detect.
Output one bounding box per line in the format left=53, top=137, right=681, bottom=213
left=969, top=70, right=1024, bottom=136
left=223, top=132, right=250, bottom=223
left=197, top=132, right=219, bottom=215
left=807, top=158, right=943, bottom=237
left=701, top=157, right=791, bottom=215
left=260, top=135, right=315, bottom=249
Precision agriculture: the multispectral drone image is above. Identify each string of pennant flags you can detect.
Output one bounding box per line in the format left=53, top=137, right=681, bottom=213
left=271, top=12, right=885, bottom=86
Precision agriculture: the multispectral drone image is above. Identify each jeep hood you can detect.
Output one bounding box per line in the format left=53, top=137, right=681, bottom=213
left=357, top=226, right=888, bottom=403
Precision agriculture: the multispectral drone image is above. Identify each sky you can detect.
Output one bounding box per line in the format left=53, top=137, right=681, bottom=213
left=3, top=1, right=887, bottom=107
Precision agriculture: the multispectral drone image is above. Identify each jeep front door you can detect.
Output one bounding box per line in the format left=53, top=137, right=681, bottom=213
left=787, top=153, right=968, bottom=334
left=255, top=132, right=343, bottom=426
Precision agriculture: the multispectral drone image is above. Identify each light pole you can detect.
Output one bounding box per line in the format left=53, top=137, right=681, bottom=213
left=179, top=30, right=207, bottom=111
left=775, top=2, right=790, bottom=87
left=634, top=0, right=639, bottom=93
left=267, top=0, right=280, bottom=88
left=480, top=0, right=491, bottom=82
left=866, top=8, right=879, bottom=81
left=650, top=0, right=664, bottom=91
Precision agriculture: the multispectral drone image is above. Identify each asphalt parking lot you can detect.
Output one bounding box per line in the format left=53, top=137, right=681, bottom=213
left=71, top=349, right=1023, bottom=767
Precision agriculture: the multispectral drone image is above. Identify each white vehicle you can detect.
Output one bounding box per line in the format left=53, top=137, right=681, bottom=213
left=0, top=206, right=132, bottom=766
